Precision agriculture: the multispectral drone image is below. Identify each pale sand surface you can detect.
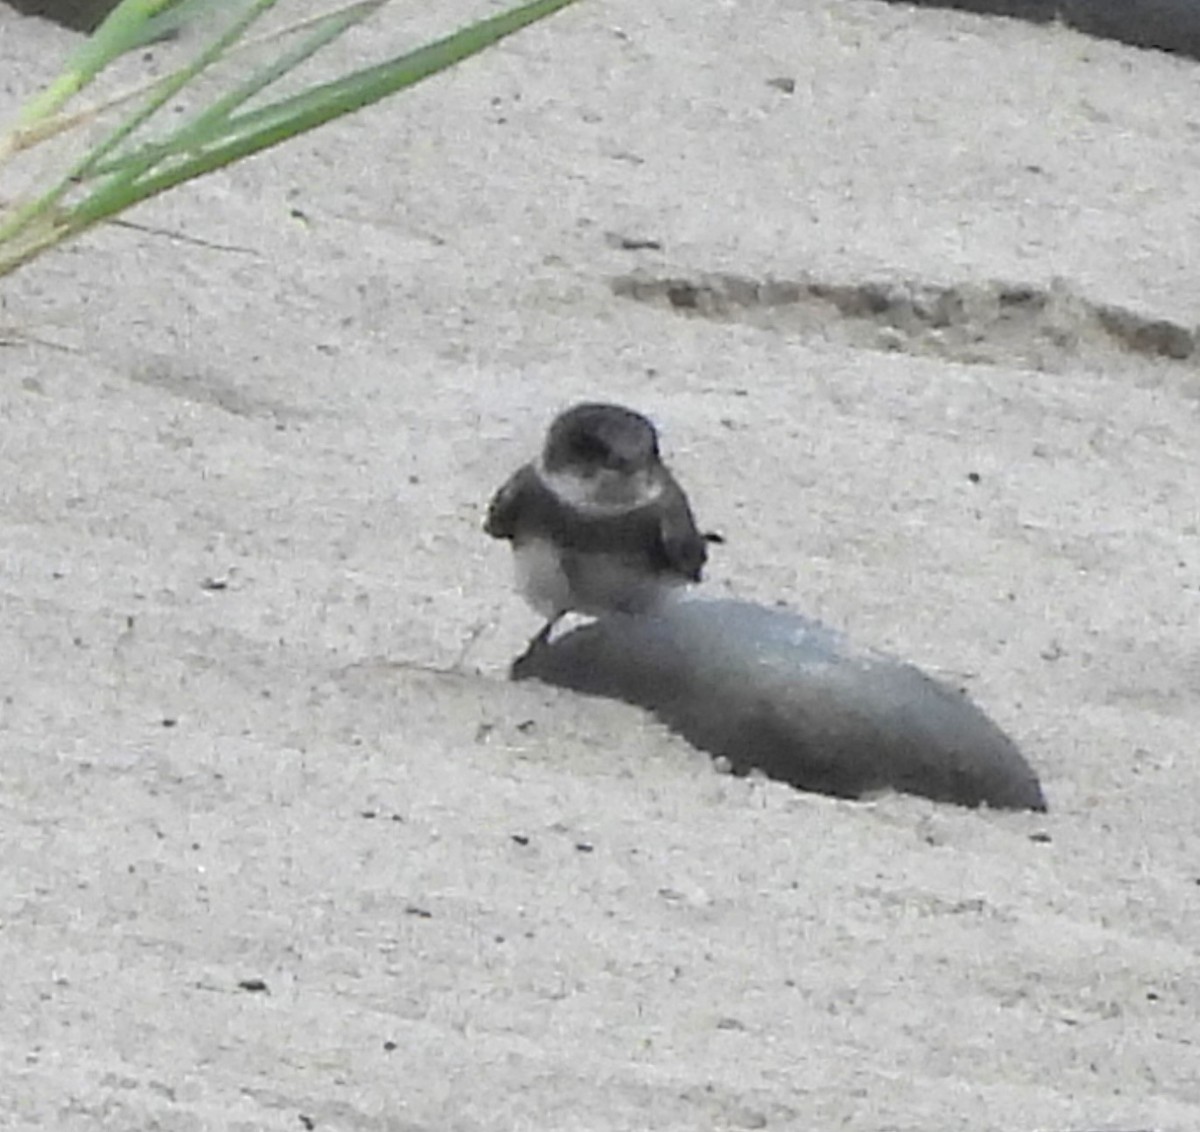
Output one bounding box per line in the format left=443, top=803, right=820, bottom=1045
left=1, top=2, right=1198, bottom=1129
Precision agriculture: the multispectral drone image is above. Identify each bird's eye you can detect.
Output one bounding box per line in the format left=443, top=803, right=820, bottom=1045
left=572, top=433, right=611, bottom=463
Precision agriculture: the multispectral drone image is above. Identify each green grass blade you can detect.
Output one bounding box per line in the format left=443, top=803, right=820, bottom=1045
left=0, top=1, right=381, bottom=165
left=0, top=0, right=579, bottom=277
left=88, top=0, right=384, bottom=182
left=134, top=0, right=239, bottom=48
left=67, top=0, right=579, bottom=229
left=16, top=0, right=212, bottom=127
left=0, top=0, right=277, bottom=249
left=72, top=0, right=280, bottom=185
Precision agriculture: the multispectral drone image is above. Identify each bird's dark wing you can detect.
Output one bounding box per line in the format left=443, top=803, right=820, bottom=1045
left=655, top=476, right=708, bottom=582
left=484, top=463, right=541, bottom=540
left=487, top=462, right=710, bottom=583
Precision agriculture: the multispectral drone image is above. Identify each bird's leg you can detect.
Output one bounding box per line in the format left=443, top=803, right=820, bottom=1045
left=526, top=613, right=563, bottom=655
left=511, top=613, right=563, bottom=675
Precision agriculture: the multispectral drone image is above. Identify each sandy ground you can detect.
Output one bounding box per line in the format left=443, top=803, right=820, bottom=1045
left=1, top=2, right=1198, bottom=1129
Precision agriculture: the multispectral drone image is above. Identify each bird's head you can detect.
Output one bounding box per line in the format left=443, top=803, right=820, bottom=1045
left=540, top=402, right=665, bottom=509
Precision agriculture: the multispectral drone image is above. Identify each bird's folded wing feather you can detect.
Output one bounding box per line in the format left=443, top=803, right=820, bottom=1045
left=484, top=464, right=539, bottom=540
left=656, top=479, right=708, bottom=581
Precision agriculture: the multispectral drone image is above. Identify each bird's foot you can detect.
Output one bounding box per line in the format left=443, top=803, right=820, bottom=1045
left=510, top=616, right=561, bottom=679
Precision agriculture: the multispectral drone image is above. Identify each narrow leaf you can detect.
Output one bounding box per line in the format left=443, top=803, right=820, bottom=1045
left=89, top=0, right=383, bottom=182
left=17, top=0, right=200, bottom=126
left=69, top=0, right=578, bottom=228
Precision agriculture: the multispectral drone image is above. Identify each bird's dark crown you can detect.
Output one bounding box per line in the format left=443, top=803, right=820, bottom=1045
left=542, top=402, right=661, bottom=475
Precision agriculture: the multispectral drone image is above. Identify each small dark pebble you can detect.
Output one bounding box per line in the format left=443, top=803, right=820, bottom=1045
left=298, top=1116, right=315, bottom=1131
left=511, top=834, right=530, bottom=846
left=515, top=719, right=536, bottom=733
left=361, top=810, right=377, bottom=819
left=201, top=577, right=228, bottom=591
left=618, top=235, right=663, bottom=251
left=161, top=718, right=177, bottom=728
left=383, top=1040, right=397, bottom=1052
left=238, top=978, right=269, bottom=993
left=1028, top=831, right=1052, bottom=843
left=767, top=76, right=796, bottom=93
left=404, top=905, right=432, bottom=919
left=575, top=842, right=594, bottom=853
left=967, top=471, right=981, bottom=483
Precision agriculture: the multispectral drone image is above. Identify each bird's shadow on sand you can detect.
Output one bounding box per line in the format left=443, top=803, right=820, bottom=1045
left=512, top=599, right=1047, bottom=812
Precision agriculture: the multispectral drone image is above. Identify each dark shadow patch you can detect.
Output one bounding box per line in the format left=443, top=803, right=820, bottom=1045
left=514, top=598, right=1047, bottom=812
left=129, top=357, right=312, bottom=423
left=3, top=0, right=114, bottom=31
left=880, top=0, right=1200, bottom=62
left=895, top=0, right=1058, bottom=21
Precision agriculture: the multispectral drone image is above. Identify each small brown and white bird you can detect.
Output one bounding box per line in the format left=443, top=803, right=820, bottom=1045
left=485, top=402, right=713, bottom=655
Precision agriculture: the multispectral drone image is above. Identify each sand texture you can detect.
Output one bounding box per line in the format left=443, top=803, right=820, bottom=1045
left=1, top=2, right=1198, bottom=1129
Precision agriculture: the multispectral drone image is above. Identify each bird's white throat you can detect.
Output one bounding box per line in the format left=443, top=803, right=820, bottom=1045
left=534, top=460, right=663, bottom=513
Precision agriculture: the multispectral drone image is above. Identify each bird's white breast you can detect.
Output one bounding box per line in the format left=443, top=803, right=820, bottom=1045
left=513, top=539, right=575, bottom=618
left=512, top=537, right=684, bottom=619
